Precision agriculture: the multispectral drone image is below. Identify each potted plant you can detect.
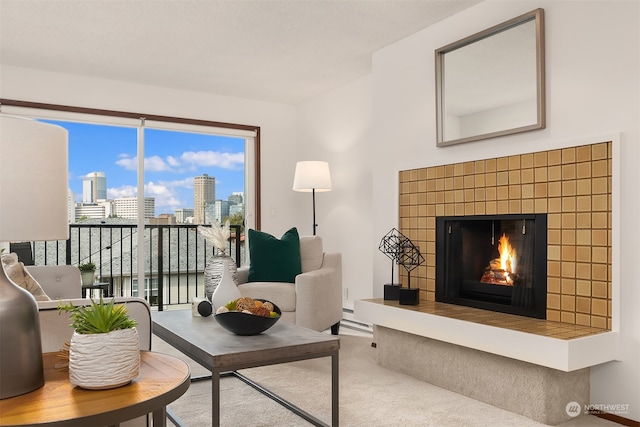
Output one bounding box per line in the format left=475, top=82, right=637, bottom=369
left=58, top=297, right=139, bottom=389
left=78, top=261, right=96, bottom=286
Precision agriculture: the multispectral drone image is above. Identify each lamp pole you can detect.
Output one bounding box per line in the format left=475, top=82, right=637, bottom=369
left=312, top=188, right=317, bottom=235
left=292, top=161, right=331, bottom=236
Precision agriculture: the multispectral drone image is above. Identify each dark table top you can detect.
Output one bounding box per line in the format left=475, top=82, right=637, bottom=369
left=152, top=309, right=340, bottom=370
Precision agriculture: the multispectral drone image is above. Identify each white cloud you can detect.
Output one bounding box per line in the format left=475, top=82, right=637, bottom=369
left=145, top=181, right=182, bottom=211
left=115, top=151, right=243, bottom=173
left=145, top=156, right=172, bottom=172
left=107, top=181, right=185, bottom=212
left=162, top=177, right=194, bottom=189
left=115, top=155, right=137, bottom=171
left=181, top=151, right=244, bottom=169
left=166, top=156, right=181, bottom=167
left=107, top=185, right=137, bottom=199
left=115, top=155, right=173, bottom=172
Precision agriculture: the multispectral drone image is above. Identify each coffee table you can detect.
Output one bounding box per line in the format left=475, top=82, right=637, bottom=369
left=0, top=351, right=190, bottom=427
left=152, top=310, right=340, bottom=427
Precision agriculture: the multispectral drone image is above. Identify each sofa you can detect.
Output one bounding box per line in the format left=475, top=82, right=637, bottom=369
left=236, top=233, right=343, bottom=334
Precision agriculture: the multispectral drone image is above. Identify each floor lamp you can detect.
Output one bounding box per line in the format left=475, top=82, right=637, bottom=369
left=292, top=161, right=332, bottom=236
left=0, top=115, right=69, bottom=399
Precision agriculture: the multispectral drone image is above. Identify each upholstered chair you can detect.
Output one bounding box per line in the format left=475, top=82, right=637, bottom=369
left=236, top=231, right=342, bottom=334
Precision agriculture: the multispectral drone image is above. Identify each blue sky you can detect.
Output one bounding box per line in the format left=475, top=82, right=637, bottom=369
left=42, top=120, right=245, bottom=216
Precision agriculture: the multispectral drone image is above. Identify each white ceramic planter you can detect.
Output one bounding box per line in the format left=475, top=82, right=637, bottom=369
left=69, top=328, right=140, bottom=389
left=80, top=271, right=95, bottom=286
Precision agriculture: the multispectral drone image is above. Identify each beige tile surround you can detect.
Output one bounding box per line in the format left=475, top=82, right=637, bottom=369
left=398, top=142, right=612, bottom=330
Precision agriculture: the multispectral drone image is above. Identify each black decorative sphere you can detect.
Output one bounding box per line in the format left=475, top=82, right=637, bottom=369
left=214, top=300, right=281, bottom=335
left=197, top=300, right=213, bottom=317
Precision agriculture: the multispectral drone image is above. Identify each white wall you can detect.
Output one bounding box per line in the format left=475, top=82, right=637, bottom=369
left=296, top=75, right=374, bottom=308
left=368, top=0, right=639, bottom=421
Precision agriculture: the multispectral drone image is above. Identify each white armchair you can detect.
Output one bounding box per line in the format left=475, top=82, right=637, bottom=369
left=26, top=265, right=83, bottom=300
left=237, top=235, right=343, bottom=334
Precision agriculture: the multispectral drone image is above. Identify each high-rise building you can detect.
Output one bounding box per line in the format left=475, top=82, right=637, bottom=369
left=175, top=208, right=194, bottom=223
left=75, top=203, right=105, bottom=220
left=213, top=200, right=231, bottom=223
left=113, top=197, right=155, bottom=219
left=82, top=171, right=107, bottom=203
left=228, top=192, right=244, bottom=205
left=74, top=200, right=113, bottom=221
left=227, top=192, right=244, bottom=220
left=194, top=174, right=215, bottom=224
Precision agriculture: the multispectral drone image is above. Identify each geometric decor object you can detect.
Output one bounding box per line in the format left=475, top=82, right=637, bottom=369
left=378, top=228, right=403, bottom=300
left=378, top=228, right=425, bottom=303
left=379, top=227, right=425, bottom=275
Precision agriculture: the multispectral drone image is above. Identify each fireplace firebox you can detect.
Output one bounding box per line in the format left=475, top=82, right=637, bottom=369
left=436, top=214, right=547, bottom=319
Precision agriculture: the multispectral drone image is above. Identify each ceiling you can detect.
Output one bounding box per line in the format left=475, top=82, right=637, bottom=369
left=0, top=0, right=481, bottom=105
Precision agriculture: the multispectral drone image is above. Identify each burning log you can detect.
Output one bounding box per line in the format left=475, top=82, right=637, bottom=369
left=480, top=265, right=514, bottom=286
left=480, top=234, right=516, bottom=286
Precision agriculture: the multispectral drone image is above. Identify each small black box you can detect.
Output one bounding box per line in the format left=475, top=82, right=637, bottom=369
left=398, top=288, right=419, bottom=305
left=383, top=284, right=399, bottom=300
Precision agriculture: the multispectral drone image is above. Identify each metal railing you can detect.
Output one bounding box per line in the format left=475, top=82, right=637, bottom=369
left=30, top=223, right=244, bottom=309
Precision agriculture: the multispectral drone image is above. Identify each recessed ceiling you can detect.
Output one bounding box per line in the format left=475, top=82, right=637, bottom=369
left=0, top=0, right=481, bottom=105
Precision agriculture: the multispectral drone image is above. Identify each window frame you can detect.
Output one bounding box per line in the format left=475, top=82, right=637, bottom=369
left=0, top=98, right=262, bottom=229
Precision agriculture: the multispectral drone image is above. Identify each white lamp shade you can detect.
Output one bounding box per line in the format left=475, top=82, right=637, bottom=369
left=0, top=116, right=69, bottom=242
left=292, top=161, right=332, bottom=193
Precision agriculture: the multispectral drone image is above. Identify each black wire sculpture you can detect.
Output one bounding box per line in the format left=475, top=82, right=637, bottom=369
left=378, top=228, right=404, bottom=286
left=378, top=228, right=424, bottom=290
left=397, top=236, right=424, bottom=290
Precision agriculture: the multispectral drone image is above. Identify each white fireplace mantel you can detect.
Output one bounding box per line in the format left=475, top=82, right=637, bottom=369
left=354, top=299, right=620, bottom=372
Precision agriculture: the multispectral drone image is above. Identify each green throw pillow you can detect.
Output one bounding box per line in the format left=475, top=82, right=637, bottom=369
left=248, top=227, right=302, bottom=283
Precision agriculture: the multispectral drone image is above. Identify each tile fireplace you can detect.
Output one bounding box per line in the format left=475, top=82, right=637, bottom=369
left=436, top=214, right=547, bottom=318
left=355, top=139, right=619, bottom=424
left=398, top=141, right=612, bottom=329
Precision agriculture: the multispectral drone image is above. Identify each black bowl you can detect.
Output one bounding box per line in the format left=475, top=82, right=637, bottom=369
left=214, top=299, right=281, bottom=335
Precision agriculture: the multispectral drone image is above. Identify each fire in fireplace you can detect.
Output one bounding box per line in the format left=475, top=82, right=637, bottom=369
left=436, top=214, right=547, bottom=319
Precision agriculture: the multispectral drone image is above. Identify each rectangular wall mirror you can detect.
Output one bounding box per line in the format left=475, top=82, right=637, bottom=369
left=435, top=8, right=545, bottom=147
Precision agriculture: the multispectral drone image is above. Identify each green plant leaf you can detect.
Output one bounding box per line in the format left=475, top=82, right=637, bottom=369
left=58, top=297, right=137, bottom=334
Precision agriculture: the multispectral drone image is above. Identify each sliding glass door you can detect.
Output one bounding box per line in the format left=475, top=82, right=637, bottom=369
left=1, top=100, right=259, bottom=305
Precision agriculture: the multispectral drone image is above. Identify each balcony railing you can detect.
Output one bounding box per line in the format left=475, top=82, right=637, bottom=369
left=27, top=222, right=244, bottom=309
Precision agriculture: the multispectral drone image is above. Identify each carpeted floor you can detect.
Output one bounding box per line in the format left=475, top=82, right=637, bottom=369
left=152, top=329, right=620, bottom=427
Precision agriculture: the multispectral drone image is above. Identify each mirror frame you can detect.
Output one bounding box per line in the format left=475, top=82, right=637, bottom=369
left=435, top=8, right=545, bottom=147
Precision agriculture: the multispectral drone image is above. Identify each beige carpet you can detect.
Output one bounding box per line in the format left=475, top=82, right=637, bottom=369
left=152, top=330, right=620, bottom=427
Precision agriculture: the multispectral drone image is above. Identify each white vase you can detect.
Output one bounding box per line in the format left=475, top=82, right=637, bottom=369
left=204, top=253, right=237, bottom=301
left=69, top=328, right=140, bottom=390
left=211, top=260, right=241, bottom=311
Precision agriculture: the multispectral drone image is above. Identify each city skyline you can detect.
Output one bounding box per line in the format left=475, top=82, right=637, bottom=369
left=42, top=119, right=246, bottom=216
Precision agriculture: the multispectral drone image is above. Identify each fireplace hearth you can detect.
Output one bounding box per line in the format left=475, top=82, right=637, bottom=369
left=436, top=214, right=547, bottom=318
